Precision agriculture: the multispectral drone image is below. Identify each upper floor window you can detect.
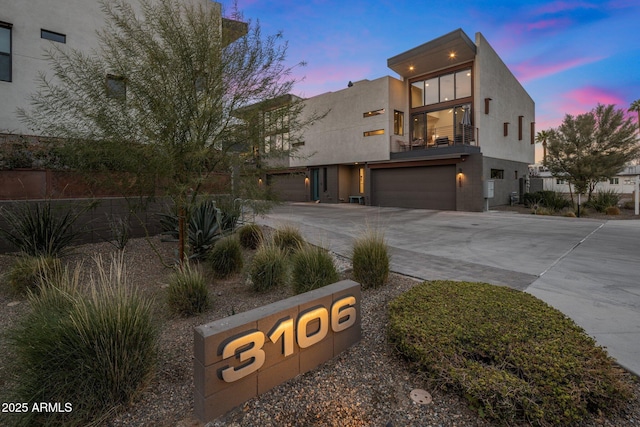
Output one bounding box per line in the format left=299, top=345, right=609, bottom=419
left=363, top=129, right=384, bottom=137
left=394, top=110, right=404, bottom=135
left=363, top=109, right=384, bottom=118
left=106, top=74, right=126, bottom=99
left=411, top=68, right=471, bottom=108
left=262, top=106, right=290, bottom=152
left=0, top=23, right=12, bottom=82
left=41, top=29, right=66, bottom=44
left=610, top=178, right=619, bottom=185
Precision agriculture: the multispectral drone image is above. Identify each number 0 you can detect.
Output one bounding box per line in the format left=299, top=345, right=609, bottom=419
left=297, top=307, right=329, bottom=348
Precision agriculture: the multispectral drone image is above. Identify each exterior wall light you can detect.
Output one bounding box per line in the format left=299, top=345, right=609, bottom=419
left=458, top=168, right=463, bottom=188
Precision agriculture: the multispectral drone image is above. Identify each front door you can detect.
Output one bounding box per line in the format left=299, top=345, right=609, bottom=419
left=311, top=168, right=320, bottom=201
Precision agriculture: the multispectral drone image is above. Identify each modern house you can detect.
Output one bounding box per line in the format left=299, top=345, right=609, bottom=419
left=261, top=29, right=535, bottom=211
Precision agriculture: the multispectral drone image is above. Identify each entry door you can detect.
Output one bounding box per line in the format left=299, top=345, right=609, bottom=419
left=311, top=168, right=320, bottom=201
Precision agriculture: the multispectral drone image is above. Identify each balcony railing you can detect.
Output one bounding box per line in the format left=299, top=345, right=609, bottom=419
left=392, top=125, right=478, bottom=153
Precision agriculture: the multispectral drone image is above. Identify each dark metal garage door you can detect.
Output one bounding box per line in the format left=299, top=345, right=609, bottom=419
left=371, top=165, right=456, bottom=210
left=268, top=173, right=307, bottom=202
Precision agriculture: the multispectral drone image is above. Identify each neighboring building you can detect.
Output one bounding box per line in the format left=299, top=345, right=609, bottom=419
left=529, top=163, right=640, bottom=196
left=260, top=29, right=535, bottom=211
left=0, top=0, right=245, bottom=136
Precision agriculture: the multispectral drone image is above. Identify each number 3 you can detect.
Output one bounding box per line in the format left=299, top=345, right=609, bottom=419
left=220, top=331, right=266, bottom=383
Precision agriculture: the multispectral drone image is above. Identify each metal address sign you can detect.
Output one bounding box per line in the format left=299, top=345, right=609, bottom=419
left=194, top=280, right=361, bottom=422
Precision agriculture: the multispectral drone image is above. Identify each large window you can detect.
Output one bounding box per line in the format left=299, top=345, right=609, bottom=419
left=0, top=23, right=11, bottom=82
left=411, top=68, right=471, bottom=107
left=411, top=104, right=471, bottom=145
left=262, top=106, right=290, bottom=153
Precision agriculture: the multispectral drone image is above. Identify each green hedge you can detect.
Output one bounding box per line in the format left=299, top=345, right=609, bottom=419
left=388, top=280, right=633, bottom=426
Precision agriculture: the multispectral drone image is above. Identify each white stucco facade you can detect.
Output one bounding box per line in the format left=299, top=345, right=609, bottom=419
left=0, top=0, right=223, bottom=135
left=474, top=32, right=535, bottom=164
left=292, top=76, right=406, bottom=167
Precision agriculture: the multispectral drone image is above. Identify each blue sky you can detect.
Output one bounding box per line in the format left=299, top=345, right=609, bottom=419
left=224, top=0, right=640, bottom=158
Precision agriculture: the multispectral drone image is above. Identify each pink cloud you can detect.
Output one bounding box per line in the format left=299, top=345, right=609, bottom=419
left=512, top=56, right=604, bottom=82
left=525, top=18, right=571, bottom=31
left=555, top=86, right=626, bottom=117
left=532, top=1, right=599, bottom=15
left=291, top=64, right=372, bottom=98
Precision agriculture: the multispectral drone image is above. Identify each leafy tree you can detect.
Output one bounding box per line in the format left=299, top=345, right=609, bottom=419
left=535, top=129, right=551, bottom=163
left=544, top=104, right=639, bottom=202
left=630, top=99, right=640, bottom=133
left=18, top=0, right=318, bottom=261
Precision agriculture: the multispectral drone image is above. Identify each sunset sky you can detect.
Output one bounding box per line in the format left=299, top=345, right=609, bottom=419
left=224, top=0, right=640, bottom=161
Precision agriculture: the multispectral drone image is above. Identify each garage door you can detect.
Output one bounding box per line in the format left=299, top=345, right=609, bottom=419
left=268, top=173, right=307, bottom=202
left=371, top=165, right=456, bottom=210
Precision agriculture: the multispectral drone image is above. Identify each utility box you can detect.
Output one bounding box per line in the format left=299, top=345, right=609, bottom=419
left=484, top=180, right=495, bottom=199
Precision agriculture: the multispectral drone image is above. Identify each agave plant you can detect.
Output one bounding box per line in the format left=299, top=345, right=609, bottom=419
left=158, top=199, right=226, bottom=261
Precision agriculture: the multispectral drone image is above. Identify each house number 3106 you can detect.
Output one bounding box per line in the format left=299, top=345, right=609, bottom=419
left=219, top=296, right=357, bottom=383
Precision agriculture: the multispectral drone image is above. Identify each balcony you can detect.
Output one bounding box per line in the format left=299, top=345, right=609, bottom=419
left=390, top=125, right=480, bottom=159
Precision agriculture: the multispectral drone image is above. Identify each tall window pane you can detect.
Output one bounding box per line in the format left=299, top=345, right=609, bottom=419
left=0, top=26, right=10, bottom=82
left=440, top=74, right=454, bottom=102
left=424, top=77, right=438, bottom=105
left=410, top=81, right=424, bottom=108
left=394, top=110, right=404, bottom=135
left=455, top=69, right=471, bottom=98
left=411, top=113, right=425, bottom=143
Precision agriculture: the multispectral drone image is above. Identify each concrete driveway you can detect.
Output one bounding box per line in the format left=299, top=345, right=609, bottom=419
left=256, top=203, right=640, bottom=376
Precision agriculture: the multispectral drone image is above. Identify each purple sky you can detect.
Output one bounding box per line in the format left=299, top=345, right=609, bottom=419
left=224, top=1, right=640, bottom=161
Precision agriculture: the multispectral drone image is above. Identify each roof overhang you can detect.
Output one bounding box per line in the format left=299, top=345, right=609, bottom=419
left=387, top=29, right=477, bottom=79
left=369, top=153, right=471, bottom=169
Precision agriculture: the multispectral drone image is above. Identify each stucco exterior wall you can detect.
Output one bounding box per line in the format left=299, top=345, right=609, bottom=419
left=474, top=32, right=534, bottom=165
left=292, top=76, right=402, bottom=167
left=0, top=0, right=222, bottom=135
left=483, top=157, right=530, bottom=206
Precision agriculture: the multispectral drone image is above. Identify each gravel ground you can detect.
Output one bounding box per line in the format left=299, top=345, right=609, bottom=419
left=1, top=234, right=639, bottom=427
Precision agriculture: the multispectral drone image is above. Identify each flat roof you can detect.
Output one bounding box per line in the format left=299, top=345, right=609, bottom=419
left=387, top=29, right=477, bottom=78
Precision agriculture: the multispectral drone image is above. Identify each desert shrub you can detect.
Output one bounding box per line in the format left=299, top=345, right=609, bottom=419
left=272, top=225, right=305, bottom=255
left=586, top=190, right=621, bottom=213
left=605, top=206, right=620, bottom=215
left=106, top=213, right=130, bottom=250
left=564, top=210, right=577, bottom=218
left=249, top=244, right=288, bottom=292
left=0, top=200, right=91, bottom=257
left=534, top=207, right=553, bottom=215
left=388, top=280, right=633, bottom=426
left=4, top=255, right=62, bottom=295
left=522, top=190, right=571, bottom=212
left=5, top=255, right=158, bottom=426
left=166, top=263, right=210, bottom=316
left=208, top=236, right=243, bottom=278
left=291, top=245, right=339, bottom=294
left=352, top=230, right=389, bottom=289
left=238, top=223, right=264, bottom=249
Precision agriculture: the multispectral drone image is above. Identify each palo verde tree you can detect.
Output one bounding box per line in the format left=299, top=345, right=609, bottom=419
left=18, top=0, right=317, bottom=261
left=544, top=104, right=640, bottom=202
